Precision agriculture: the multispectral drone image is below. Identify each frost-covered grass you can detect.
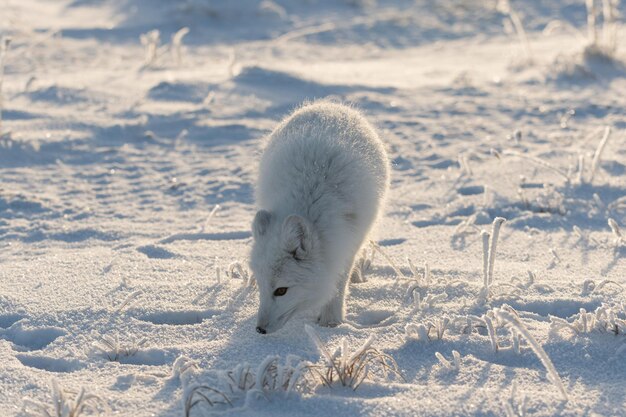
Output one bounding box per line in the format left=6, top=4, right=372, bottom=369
left=22, top=380, right=102, bottom=417
left=550, top=304, right=626, bottom=336
left=182, top=355, right=317, bottom=416
left=305, top=325, right=403, bottom=389
left=90, top=334, right=147, bottom=362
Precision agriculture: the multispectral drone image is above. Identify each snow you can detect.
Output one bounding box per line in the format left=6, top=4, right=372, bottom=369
left=0, top=0, right=625, bottom=416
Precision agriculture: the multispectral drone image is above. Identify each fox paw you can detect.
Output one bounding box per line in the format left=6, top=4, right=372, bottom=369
left=317, top=310, right=343, bottom=327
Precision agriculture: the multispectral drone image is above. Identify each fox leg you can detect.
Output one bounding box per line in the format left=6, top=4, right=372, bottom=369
left=318, top=256, right=356, bottom=327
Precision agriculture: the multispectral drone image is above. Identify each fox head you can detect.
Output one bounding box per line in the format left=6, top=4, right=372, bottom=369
left=249, top=210, right=327, bottom=334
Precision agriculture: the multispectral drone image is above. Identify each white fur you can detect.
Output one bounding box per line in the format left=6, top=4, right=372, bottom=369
left=250, top=102, right=390, bottom=334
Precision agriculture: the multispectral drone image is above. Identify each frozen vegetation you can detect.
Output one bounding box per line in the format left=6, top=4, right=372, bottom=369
left=0, top=0, right=625, bottom=416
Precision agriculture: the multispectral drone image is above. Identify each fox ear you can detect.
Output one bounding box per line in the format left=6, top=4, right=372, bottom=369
left=252, top=210, right=272, bottom=239
left=281, top=215, right=312, bottom=259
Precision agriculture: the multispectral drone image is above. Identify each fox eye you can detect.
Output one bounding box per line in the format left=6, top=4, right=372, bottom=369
left=273, top=287, right=288, bottom=297
left=288, top=249, right=302, bottom=261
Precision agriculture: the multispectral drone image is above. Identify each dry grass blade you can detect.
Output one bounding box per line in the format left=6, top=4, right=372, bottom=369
left=502, top=150, right=570, bottom=182
left=23, top=379, right=103, bottom=417
left=496, top=308, right=568, bottom=401
left=184, top=385, right=232, bottom=417
left=588, top=126, right=611, bottom=183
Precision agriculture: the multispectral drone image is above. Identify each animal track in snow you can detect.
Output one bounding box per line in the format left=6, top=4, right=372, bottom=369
left=457, top=185, right=485, bottom=196
left=510, top=299, right=603, bottom=319
left=0, top=313, right=25, bottom=329
left=378, top=238, right=407, bottom=247
left=136, top=245, right=179, bottom=259
left=16, top=354, right=85, bottom=372
left=136, top=310, right=218, bottom=326
left=2, top=322, right=66, bottom=351
left=159, top=231, right=251, bottom=244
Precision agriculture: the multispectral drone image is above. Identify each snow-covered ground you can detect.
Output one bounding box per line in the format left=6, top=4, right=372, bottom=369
left=1, top=0, right=625, bottom=416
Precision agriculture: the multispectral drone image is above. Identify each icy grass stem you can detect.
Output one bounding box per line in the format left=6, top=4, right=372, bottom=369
left=480, top=218, right=506, bottom=301
left=498, top=0, right=532, bottom=62
left=496, top=309, right=569, bottom=401
left=114, top=290, right=143, bottom=314
left=587, top=126, right=611, bottom=183
left=171, top=27, right=190, bottom=66
left=481, top=231, right=490, bottom=289
left=487, top=217, right=506, bottom=285
left=502, top=150, right=570, bottom=182
left=370, top=241, right=408, bottom=283
left=504, top=381, right=528, bottom=417
left=484, top=313, right=499, bottom=352
left=586, top=0, right=599, bottom=45
left=140, top=30, right=160, bottom=67
left=0, top=37, right=10, bottom=137
left=602, top=0, right=618, bottom=51
left=227, top=48, right=238, bottom=77
left=576, top=153, right=585, bottom=184
left=435, top=350, right=461, bottom=371
left=608, top=218, right=623, bottom=245
left=585, top=0, right=619, bottom=55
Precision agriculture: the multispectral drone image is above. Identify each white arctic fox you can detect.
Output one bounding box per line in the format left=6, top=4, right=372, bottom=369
left=250, top=102, right=390, bottom=334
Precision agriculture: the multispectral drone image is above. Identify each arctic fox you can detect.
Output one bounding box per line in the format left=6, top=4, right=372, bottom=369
left=250, top=102, right=390, bottom=334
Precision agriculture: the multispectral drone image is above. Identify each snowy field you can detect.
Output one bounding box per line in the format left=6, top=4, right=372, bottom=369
left=1, top=0, right=625, bottom=416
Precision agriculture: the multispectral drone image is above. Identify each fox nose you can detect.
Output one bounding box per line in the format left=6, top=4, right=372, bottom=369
left=256, top=326, right=267, bottom=334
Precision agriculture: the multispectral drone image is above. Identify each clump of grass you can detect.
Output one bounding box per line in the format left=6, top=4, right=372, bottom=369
left=510, top=270, right=554, bottom=293
left=227, top=261, right=254, bottom=287
left=405, top=290, right=448, bottom=313
left=140, top=27, right=191, bottom=69
left=183, top=356, right=316, bottom=416
left=550, top=304, right=626, bottom=336
left=407, top=258, right=431, bottom=287
left=405, top=317, right=450, bottom=342
left=91, top=334, right=147, bottom=361
left=304, top=325, right=403, bottom=389
left=252, top=356, right=317, bottom=395
left=23, top=379, right=103, bottom=417
left=582, top=278, right=624, bottom=295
